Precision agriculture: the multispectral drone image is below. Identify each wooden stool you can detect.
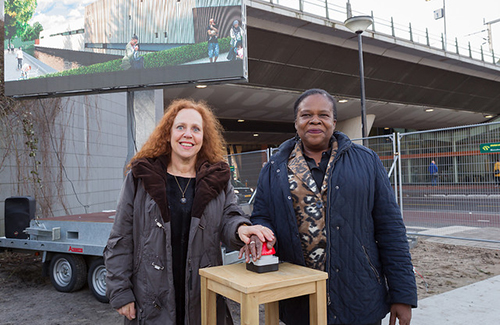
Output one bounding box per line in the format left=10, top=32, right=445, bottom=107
left=200, top=262, right=328, bottom=325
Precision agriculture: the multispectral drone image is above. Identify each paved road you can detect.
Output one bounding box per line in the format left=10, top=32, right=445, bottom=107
left=403, top=196, right=500, bottom=213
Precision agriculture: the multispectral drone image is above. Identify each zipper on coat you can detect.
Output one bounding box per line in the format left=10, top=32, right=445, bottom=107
left=362, top=245, right=381, bottom=284
left=138, top=308, right=144, bottom=324
left=188, top=258, right=192, bottom=291
left=154, top=218, right=164, bottom=229
left=325, top=187, right=332, bottom=306
left=151, top=262, right=164, bottom=271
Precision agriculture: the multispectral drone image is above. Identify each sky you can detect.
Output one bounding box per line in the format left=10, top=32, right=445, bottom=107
left=27, top=0, right=500, bottom=55
left=29, top=0, right=94, bottom=35
left=347, top=0, right=500, bottom=55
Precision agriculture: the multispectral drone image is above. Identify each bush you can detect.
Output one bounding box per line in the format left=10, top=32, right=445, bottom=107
left=39, top=37, right=232, bottom=78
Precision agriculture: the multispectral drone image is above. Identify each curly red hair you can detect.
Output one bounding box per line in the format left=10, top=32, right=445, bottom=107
left=128, top=98, right=226, bottom=168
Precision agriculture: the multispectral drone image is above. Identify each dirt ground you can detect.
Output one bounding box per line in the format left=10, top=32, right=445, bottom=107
left=1, top=239, right=499, bottom=325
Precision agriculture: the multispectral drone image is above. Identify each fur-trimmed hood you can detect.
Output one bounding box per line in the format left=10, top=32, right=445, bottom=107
left=131, top=156, right=230, bottom=223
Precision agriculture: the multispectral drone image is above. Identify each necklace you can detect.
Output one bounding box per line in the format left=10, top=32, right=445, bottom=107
left=173, top=175, right=191, bottom=204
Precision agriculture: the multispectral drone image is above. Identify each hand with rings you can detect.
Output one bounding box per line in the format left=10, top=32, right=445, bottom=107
left=237, top=224, right=276, bottom=262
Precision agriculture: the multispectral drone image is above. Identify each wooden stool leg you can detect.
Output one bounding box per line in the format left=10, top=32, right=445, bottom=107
left=201, top=277, right=217, bottom=325
left=241, top=294, right=260, bottom=325
left=309, top=280, right=327, bottom=325
left=265, top=301, right=279, bottom=325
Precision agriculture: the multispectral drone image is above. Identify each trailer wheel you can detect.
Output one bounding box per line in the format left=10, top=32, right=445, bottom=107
left=88, top=258, right=109, bottom=303
left=49, top=254, right=87, bottom=293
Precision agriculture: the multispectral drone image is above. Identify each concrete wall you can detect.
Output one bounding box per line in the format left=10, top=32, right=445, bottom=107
left=38, top=33, right=85, bottom=51
left=0, top=89, right=163, bottom=236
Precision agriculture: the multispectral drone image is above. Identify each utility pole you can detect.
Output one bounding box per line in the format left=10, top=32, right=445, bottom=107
left=427, top=0, right=447, bottom=50
left=484, top=17, right=500, bottom=53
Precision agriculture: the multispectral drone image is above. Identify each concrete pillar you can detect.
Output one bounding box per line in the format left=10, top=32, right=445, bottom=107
left=126, top=89, right=164, bottom=167
left=336, top=114, right=376, bottom=142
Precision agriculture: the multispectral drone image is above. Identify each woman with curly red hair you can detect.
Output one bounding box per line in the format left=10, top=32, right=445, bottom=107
left=104, top=99, right=274, bottom=324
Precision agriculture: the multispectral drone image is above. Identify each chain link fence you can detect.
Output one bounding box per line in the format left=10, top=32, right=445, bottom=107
left=230, top=122, right=500, bottom=245
left=395, top=122, right=500, bottom=245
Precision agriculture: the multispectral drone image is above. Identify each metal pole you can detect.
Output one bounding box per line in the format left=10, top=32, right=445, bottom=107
left=392, top=133, right=398, bottom=200
left=346, top=0, right=352, bottom=18
left=486, top=22, right=493, bottom=52
left=127, top=91, right=137, bottom=159
left=443, top=0, right=447, bottom=51
left=484, top=17, right=500, bottom=53
left=397, top=133, right=404, bottom=217
left=357, top=31, right=367, bottom=145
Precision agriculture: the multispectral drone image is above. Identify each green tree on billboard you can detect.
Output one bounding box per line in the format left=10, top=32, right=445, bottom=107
left=4, top=0, right=38, bottom=45
left=21, top=21, right=44, bottom=42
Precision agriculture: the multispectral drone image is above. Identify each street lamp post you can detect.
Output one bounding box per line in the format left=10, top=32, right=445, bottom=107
left=344, top=15, right=373, bottom=145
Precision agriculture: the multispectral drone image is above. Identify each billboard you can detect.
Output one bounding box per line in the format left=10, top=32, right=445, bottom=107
left=4, top=0, right=247, bottom=98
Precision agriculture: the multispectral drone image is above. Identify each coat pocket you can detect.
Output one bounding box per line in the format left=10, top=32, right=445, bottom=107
left=362, top=245, right=381, bottom=284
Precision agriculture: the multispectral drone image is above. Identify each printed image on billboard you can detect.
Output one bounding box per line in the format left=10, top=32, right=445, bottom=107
left=4, top=0, right=247, bottom=97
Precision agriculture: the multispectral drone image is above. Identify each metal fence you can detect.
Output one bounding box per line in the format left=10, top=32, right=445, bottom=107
left=395, top=122, right=500, bottom=245
left=351, top=135, right=399, bottom=199
left=229, top=122, right=500, bottom=245
left=226, top=149, right=269, bottom=189
left=225, top=149, right=270, bottom=206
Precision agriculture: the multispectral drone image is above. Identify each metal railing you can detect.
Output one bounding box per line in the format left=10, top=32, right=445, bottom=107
left=260, top=0, right=499, bottom=65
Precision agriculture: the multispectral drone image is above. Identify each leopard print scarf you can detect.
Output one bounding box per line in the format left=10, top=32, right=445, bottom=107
left=287, top=139, right=338, bottom=270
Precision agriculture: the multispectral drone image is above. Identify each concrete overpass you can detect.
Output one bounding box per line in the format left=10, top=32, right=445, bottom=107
left=164, top=0, right=500, bottom=145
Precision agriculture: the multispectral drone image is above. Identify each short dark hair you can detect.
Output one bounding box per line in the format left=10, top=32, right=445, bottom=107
left=132, top=35, right=138, bottom=40
left=293, top=88, right=337, bottom=120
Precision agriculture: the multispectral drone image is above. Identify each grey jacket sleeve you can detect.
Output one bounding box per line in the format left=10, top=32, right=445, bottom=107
left=104, top=172, right=137, bottom=310
left=219, top=180, right=251, bottom=251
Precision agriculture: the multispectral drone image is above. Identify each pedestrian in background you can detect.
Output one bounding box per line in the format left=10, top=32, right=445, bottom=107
left=240, top=88, right=417, bottom=325
left=494, top=159, right=500, bottom=187
left=429, top=160, right=438, bottom=186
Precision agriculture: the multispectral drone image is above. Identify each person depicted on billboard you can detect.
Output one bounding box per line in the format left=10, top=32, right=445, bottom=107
left=240, top=89, right=417, bottom=325
left=131, top=44, right=144, bottom=69
left=20, top=64, right=31, bottom=80
left=121, top=35, right=139, bottom=70
left=104, top=99, right=274, bottom=324
left=207, top=18, right=219, bottom=63
left=236, top=41, right=244, bottom=60
left=16, top=47, right=24, bottom=70
left=227, top=19, right=244, bottom=61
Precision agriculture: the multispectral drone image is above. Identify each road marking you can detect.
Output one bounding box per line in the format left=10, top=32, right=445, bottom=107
left=477, top=220, right=491, bottom=223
